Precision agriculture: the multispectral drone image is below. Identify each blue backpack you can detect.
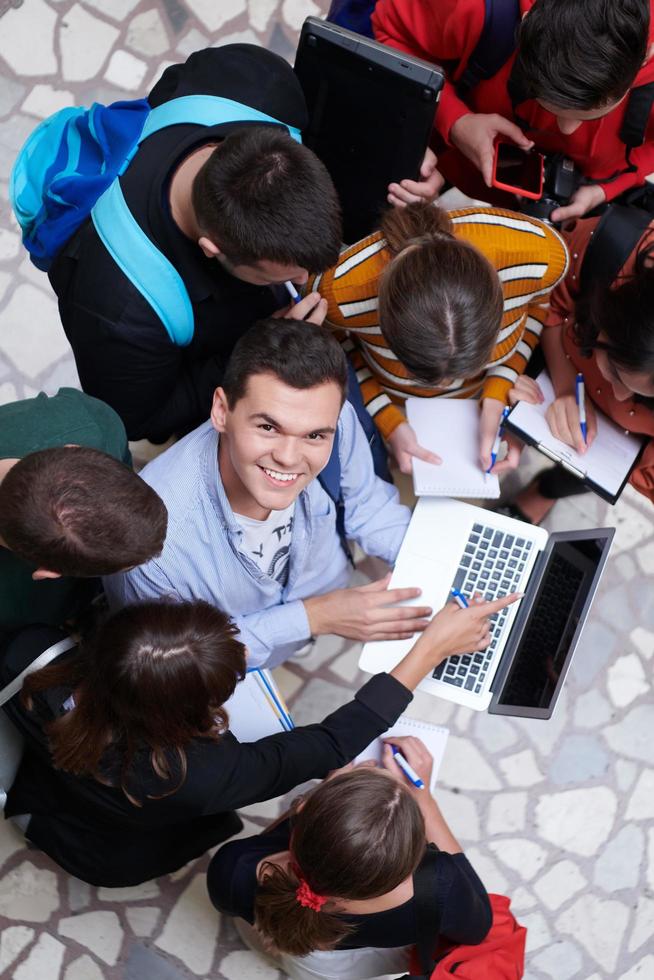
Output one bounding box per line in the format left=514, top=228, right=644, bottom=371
left=10, top=95, right=301, bottom=347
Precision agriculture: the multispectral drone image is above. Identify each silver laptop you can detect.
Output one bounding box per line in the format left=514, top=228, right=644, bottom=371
left=359, top=498, right=614, bottom=718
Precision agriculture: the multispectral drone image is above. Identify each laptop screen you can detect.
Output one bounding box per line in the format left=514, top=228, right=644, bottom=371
left=494, top=533, right=611, bottom=716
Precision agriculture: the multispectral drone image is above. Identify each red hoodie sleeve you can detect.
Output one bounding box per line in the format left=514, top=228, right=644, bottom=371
left=372, top=0, right=486, bottom=142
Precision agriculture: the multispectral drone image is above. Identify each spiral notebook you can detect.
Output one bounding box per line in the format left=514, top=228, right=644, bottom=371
left=406, top=398, right=500, bottom=498
left=355, top=716, right=449, bottom=791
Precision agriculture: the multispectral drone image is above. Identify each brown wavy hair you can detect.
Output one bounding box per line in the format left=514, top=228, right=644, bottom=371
left=254, top=768, right=425, bottom=956
left=22, top=600, right=246, bottom=805
left=378, top=204, right=504, bottom=385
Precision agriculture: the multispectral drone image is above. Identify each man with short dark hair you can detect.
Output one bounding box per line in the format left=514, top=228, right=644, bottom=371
left=104, top=320, right=428, bottom=668
left=373, top=0, right=654, bottom=221
left=0, top=389, right=167, bottom=636
left=49, top=45, right=342, bottom=444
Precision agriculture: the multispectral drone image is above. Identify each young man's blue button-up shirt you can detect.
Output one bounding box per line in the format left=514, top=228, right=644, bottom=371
left=103, top=401, right=411, bottom=667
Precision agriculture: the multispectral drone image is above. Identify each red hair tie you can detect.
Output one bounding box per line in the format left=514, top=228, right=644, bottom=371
left=295, top=878, right=328, bottom=912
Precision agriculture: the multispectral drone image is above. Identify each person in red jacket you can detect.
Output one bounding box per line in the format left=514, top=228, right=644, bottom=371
left=504, top=215, right=654, bottom=522
left=374, top=0, right=654, bottom=222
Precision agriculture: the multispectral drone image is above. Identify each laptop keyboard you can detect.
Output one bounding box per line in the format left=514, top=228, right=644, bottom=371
left=432, top=522, right=533, bottom=694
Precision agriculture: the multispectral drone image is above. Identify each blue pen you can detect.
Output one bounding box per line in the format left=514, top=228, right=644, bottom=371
left=284, top=280, right=302, bottom=305
left=391, top=745, right=425, bottom=789
left=575, top=373, right=587, bottom=445
left=486, top=406, right=511, bottom=473
left=450, top=588, right=469, bottom=609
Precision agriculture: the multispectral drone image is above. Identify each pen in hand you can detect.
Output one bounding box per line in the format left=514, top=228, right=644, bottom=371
left=575, top=373, right=587, bottom=446
left=450, top=588, right=469, bottom=609
left=486, top=406, right=511, bottom=473
left=390, top=745, right=425, bottom=789
left=284, top=280, right=302, bottom=305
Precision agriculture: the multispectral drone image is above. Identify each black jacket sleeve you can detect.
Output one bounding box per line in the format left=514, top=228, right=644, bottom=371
left=437, top=852, right=493, bottom=945
left=200, top=672, right=412, bottom=813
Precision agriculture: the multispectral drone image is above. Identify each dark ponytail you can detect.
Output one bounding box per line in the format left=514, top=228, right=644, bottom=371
left=254, top=768, right=425, bottom=956
left=379, top=204, right=504, bottom=385
left=574, top=231, right=654, bottom=383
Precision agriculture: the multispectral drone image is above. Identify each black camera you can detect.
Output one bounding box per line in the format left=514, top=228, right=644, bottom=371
left=519, top=154, right=581, bottom=223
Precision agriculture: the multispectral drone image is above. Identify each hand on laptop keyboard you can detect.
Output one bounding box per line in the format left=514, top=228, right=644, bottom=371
left=414, top=591, right=523, bottom=668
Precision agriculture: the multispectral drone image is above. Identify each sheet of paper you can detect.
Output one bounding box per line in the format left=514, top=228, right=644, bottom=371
left=507, top=373, right=643, bottom=498
left=407, top=398, right=500, bottom=498
left=225, top=669, right=292, bottom=742
left=355, top=715, right=449, bottom=791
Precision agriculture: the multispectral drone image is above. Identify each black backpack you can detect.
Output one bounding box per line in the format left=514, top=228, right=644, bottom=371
left=579, top=188, right=654, bottom=296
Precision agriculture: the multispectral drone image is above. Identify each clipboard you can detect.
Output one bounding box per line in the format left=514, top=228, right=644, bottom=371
left=505, top=372, right=646, bottom=504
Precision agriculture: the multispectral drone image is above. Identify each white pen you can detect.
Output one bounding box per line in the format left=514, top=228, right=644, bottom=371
left=391, top=745, right=425, bottom=789
left=284, top=280, right=302, bottom=304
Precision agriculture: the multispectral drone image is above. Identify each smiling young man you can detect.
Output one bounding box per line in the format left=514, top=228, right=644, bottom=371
left=373, top=0, right=654, bottom=220
left=103, top=319, right=428, bottom=667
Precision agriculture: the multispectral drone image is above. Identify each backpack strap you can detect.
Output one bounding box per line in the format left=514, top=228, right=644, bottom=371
left=579, top=202, right=654, bottom=298
left=456, top=0, right=521, bottom=98
left=620, top=82, right=654, bottom=151
left=0, top=636, right=76, bottom=708
left=91, top=95, right=302, bottom=346
left=317, top=427, right=354, bottom=565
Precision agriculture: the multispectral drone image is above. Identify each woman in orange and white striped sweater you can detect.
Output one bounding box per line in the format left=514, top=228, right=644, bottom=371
left=309, top=205, right=568, bottom=474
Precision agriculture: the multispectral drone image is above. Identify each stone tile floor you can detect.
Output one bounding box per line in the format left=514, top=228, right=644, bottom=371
left=0, top=1, right=653, bottom=978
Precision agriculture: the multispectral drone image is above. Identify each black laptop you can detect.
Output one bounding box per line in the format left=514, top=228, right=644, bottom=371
left=295, top=17, right=445, bottom=243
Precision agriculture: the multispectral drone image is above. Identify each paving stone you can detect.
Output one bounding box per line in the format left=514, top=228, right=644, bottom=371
left=60, top=5, right=120, bottom=82
left=616, top=758, right=639, bottom=792
left=628, top=895, right=654, bottom=954
left=489, top=838, right=548, bottom=880
left=532, top=860, right=586, bottom=911
left=630, top=625, right=654, bottom=660
left=647, top=827, right=654, bottom=890
left=453, top=705, right=474, bottom=732
left=509, top=886, right=536, bottom=912
left=0, top=227, right=20, bottom=264
left=620, top=956, right=654, bottom=980
left=0, top=76, right=26, bottom=117
left=625, top=768, right=654, bottom=820
left=471, top=711, right=517, bottom=753
left=98, top=881, right=160, bottom=902
left=216, top=28, right=261, bottom=46
left=535, top=787, right=616, bottom=857
left=175, top=27, right=210, bottom=58
left=512, top=688, right=568, bottom=755
left=521, top=910, right=551, bottom=952
left=487, top=792, right=527, bottom=835
left=67, top=877, right=91, bottom=912
left=185, top=0, right=243, bottom=32
left=58, top=911, right=123, bottom=966
left=437, top=788, right=479, bottom=841
left=0, top=862, right=59, bottom=922
left=125, top=906, right=160, bottom=938
left=248, top=0, right=279, bottom=33
left=123, top=943, right=189, bottom=980
left=220, top=949, right=282, bottom=978
left=465, top=847, right=509, bottom=894
left=13, top=934, right=65, bottom=980
left=82, top=0, right=141, bottom=19
left=0, top=381, right=18, bottom=404
left=290, top=676, right=352, bottom=726
left=1, top=284, right=70, bottom=378
left=267, top=20, right=296, bottom=60
left=0, top=926, right=34, bottom=973
left=126, top=9, right=170, bottom=57
left=593, top=824, right=644, bottom=892
left=572, top=689, right=612, bottom=729
left=498, top=748, right=543, bottom=787
left=0, top=0, right=57, bottom=75
left=104, top=50, right=148, bottom=90
left=0, top=817, right=26, bottom=869
left=530, top=940, right=583, bottom=980
left=438, top=736, right=501, bottom=791
left=155, top=873, right=220, bottom=975
left=282, top=0, right=321, bottom=31
left=21, top=85, right=75, bottom=119
left=603, top=704, right=654, bottom=763
left=556, top=894, right=629, bottom=973
left=549, top=734, right=610, bottom=784
left=606, top=652, right=649, bottom=707
left=568, top=620, right=616, bottom=685
left=328, top=647, right=364, bottom=685
left=64, top=955, right=104, bottom=980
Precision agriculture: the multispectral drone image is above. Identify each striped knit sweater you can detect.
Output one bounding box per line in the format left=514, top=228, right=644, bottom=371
left=309, top=207, right=569, bottom=440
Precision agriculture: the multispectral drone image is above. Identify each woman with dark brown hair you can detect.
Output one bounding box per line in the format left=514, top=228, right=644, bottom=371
left=1, top=590, right=518, bottom=886
left=207, top=738, right=491, bottom=980
left=309, top=202, right=568, bottom=474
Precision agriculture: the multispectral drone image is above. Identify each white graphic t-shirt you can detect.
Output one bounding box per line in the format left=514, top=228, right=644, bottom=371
left=235, top=502, right=296, bottom=585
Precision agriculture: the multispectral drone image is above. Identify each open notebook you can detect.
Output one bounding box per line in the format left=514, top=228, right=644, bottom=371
left=406, top=398, right=500, bottom=498
left=505, top=372, right=644, bottom=504
left=225, top=668, right=294, bottom=742
left=355, top=716, right=449, bottom=791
